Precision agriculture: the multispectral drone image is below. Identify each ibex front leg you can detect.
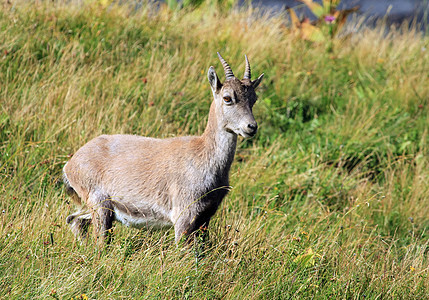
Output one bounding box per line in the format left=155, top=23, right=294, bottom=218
left=174, top=217, right=210, bottom=243
left=174, top=203, right=216, bottom=244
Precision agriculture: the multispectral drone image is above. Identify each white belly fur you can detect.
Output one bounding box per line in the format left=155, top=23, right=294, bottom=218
left=114, top=208, right=173, bottom=229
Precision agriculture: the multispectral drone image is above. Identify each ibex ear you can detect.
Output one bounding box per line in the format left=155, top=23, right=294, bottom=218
left=208, top=66, right=222, bottom=93
left=252, top=73, right=264, bottom=89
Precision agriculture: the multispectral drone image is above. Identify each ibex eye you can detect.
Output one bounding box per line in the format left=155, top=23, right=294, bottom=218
left=223, top=96, right=232, bottom=104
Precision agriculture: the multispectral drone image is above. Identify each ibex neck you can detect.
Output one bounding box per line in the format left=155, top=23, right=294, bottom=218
left=200, top=101, right=237, bottom=173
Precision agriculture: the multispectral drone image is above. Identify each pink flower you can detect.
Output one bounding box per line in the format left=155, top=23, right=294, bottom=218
left=324, top=15, right=336, bottom=24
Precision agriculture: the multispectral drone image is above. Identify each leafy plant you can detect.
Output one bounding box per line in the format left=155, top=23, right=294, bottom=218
left=288, top=0, right=359, bottom=45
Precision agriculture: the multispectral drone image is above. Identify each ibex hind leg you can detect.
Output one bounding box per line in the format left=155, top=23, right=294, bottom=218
left=66, top=211, right=92, bottom=242
left=88, top=194, right=115, bottom=245
left=63, top=168, right=82, bottom=206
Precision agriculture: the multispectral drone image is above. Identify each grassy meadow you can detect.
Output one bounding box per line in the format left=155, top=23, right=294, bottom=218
left=0, top=1, right=428, bottom=298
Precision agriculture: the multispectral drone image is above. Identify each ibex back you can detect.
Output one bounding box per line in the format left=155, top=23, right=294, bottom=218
left=63, top=53, right=264, bottom=243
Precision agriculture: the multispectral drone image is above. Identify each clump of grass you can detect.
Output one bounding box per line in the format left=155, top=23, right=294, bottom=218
left=0, top=1, right=428, bottom=298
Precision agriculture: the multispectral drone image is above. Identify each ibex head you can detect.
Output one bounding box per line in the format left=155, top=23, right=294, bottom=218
left=207, top=52, right=264, bottom=138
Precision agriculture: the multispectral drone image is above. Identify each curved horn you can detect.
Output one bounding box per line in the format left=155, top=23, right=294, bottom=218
left=243, top=54, right=251, bottom=80
left=217, top=52, right=234, bottom=80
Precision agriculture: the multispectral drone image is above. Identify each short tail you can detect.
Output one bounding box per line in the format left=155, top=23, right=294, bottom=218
left=63, top=165, right=82, bottom=205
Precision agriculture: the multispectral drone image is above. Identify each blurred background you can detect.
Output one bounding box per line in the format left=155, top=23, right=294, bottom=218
left=245, top=0, right=429, bottom=28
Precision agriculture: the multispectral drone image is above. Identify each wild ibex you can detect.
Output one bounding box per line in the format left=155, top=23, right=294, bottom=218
left=63, top=53, right=264, bottom=244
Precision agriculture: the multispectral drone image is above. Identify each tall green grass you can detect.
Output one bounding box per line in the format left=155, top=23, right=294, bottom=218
left=0, top=1, right=428, bottom=298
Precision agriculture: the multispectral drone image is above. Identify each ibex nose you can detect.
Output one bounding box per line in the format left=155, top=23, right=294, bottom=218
left=248, top=123, right=258, bottom=134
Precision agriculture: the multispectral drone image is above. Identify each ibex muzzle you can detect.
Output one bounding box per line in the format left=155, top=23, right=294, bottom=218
left=63, top=53, right=264, bottom=244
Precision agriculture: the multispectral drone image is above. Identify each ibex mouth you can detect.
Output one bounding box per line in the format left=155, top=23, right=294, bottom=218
left=240, top=129, right=257, bottom=139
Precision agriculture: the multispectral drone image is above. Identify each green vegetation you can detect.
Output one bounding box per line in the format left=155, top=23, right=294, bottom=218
left=1, top=1, right=428, bottom=298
